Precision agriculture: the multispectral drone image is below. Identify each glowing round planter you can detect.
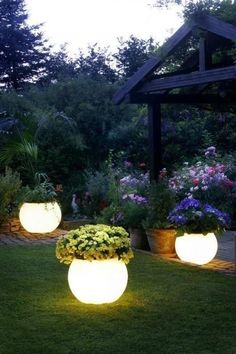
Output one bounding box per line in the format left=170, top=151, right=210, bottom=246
left=175, top=233, right=218, bottom=265
left=68, top=258, right=128, bottom=304
left=19, top=202, right=62, bottom=233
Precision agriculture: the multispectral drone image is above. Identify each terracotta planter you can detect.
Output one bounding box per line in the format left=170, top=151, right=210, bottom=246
left=129, top=228, right=150, bottom=250
left=145, top=229, right=176, bottom=257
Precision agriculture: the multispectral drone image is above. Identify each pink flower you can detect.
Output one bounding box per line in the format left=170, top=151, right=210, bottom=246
left=215, top=164, right=225, bottom=173
left=124, top=161, right=133, bottom=168
left=207, top=167, right=215, bottom=176
left=193, top=178, right=199, bottom=186
left=139, top=162, right=146, bottom=169
left=160, top=168, right=167, bottom=178
left=223, top=179, right=234, bottom=188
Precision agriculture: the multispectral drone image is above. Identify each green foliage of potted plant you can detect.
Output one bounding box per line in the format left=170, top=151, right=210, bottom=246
left=122, top=196, right=149, bottom=250
left=56, top=224, right=133, bottom=264
left=143, top=180, right=177, bottom=257
left=22, top=175, right=58, bottom=203
left=56, top=224, right=134, bottom=304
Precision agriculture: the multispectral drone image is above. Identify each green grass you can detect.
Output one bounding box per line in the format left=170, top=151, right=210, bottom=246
left=0, top=246, right=236, bottom=354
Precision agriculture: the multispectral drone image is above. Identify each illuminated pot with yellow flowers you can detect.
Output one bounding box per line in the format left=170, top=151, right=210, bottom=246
left=56, top=224, right=133, bottom=304
left=19, top=175, right=61, bottom=233
left=168, top=197, right=231, bottom=265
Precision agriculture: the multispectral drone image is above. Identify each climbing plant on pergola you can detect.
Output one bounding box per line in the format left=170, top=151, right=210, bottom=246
left=113, top=14, right=236, bottom=180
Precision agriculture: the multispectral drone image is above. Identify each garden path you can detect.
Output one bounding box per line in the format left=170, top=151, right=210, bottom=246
left=0, top=229, right=235, bottom=275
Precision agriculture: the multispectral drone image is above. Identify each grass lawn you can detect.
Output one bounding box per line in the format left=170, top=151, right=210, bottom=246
left=0, top=246, right=236, bottom=354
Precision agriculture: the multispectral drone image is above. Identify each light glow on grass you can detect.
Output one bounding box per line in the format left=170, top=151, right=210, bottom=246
left=0, top=246, right=235, bottom=353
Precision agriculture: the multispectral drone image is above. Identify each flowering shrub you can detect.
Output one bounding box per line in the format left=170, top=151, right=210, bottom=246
left=56, top=224, right=134, bottom=265
left=143, top=180, right=176, bottom=229
left=169, top=147, right=235, bottom=213
left=169, top=161, right=232, bottom=195
left=120, top=172, right=149, bottom=195
left=168, top=197, right=231, bottom=236
left=122, top=200, right=148, bottom=230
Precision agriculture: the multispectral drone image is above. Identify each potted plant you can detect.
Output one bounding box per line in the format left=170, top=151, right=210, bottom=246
left=56, top=224, right=133, bottom=304
left=19, top=174, right=62, bottom=233
left=122, top=194, right=149, bottom=250
left=168, top=197, right=231, bottom=265
left=143, top=180, right=177, bottom=257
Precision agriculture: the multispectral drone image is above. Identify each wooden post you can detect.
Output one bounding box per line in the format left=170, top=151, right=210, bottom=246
left=199, top=37, right=206, bottom=71
left=199, top=34, right=211, bottom=72
left=148, top=103, right=162, bottom=182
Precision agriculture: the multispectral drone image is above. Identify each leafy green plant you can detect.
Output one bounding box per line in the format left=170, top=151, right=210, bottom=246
left=56, top=224, right=133, bottom=264
left=82, top=170, right=110, bottom=217
left=96, top=204, right=124, bottom=226
left=143, top=180, right=176, bottom=229
left=22, top=173, right=57, bottom=203
left=122, top=199, right=148, bottom=229
left=0, top=168, right=22, bottom=222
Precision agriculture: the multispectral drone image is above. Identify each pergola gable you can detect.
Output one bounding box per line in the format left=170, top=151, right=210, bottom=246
left=113, top=14, right=236, bottom=106
left=113, top=14, right=236, bottom=181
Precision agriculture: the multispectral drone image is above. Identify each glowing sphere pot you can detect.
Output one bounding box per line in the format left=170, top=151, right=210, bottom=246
left=68, top=258, right=128, bottom=304
left=19, top=202, right=62, bottom=233
left=175, top=233, right=218, bottom=265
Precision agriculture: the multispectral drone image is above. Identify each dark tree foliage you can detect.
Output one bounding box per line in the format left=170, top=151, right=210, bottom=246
left=76, top=45, right=117, bottom=83
left=0, top=0, right=50, bottom=90
left=113, top=35, right=158, bottom=78
left=41, top=46, right=77, bottom=85
left=153, top=0, right=236, bottom=20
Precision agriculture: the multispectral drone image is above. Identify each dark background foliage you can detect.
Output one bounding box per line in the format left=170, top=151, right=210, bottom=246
left=0, top=0, right=235, bottom=209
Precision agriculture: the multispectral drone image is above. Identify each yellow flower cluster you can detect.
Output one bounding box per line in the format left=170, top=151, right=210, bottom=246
left=56, top=224, right=134, bottom=265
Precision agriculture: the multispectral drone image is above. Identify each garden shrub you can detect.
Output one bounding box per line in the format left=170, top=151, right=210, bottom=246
left=0, top=168, right=22, bottom=223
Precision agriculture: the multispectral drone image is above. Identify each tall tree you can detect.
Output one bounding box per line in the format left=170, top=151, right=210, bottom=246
left=42, top=45, right=77, bottom=85
left=0, top=0, right=50, bottom=90
left=76, top=45, right=117, bottom=83
left=113, top=36, right=158, bottom=78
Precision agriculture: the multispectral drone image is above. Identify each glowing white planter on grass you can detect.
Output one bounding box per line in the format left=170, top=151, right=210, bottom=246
left=19, top=202, right=62, bottom=233
left=68, top=258, right=128, bottom=304
left=175, top=233, right=218, bottom=265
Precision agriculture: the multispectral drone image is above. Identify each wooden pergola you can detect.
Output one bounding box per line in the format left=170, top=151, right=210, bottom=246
left=113, top=14, right=236, bottom=180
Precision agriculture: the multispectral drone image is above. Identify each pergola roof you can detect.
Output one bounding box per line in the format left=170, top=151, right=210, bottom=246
left=113, top=14, right=236, bottom=108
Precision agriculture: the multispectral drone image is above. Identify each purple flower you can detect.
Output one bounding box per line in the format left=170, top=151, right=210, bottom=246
left=168, top=213, right=187, bottom=225
left=111, top=212, right=124, bottom=225
left=123, top=193, right=148, bottom=204
left=204, top=204, right=219, bottom=215
left=205, top=146, right=216, bottom=157
left=176, top=197, right=201, bottom=211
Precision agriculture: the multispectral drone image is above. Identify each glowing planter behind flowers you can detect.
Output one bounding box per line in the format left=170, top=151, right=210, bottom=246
left=175, top=233, right=218, bottom=265
left=68, top=258, right=128, bottom=304
left=19, top=202, right=61, bottom=233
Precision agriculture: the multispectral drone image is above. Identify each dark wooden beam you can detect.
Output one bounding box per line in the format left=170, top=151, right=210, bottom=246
left=139, top=65, right=236, bottom=92
left=127, top=93, right=236, bottom=104
left=194, top=15, right=236, bottom=41
left=113, top=22, right=193, bottom=104
left=148, top=103, right=162, bottom=181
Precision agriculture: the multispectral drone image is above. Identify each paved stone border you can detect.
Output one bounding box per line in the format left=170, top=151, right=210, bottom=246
left=134, top=249, right=236, bottom=276
left=0, top=229, right=235, bottom=276
left=0, top=229, right=66, bottom=245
